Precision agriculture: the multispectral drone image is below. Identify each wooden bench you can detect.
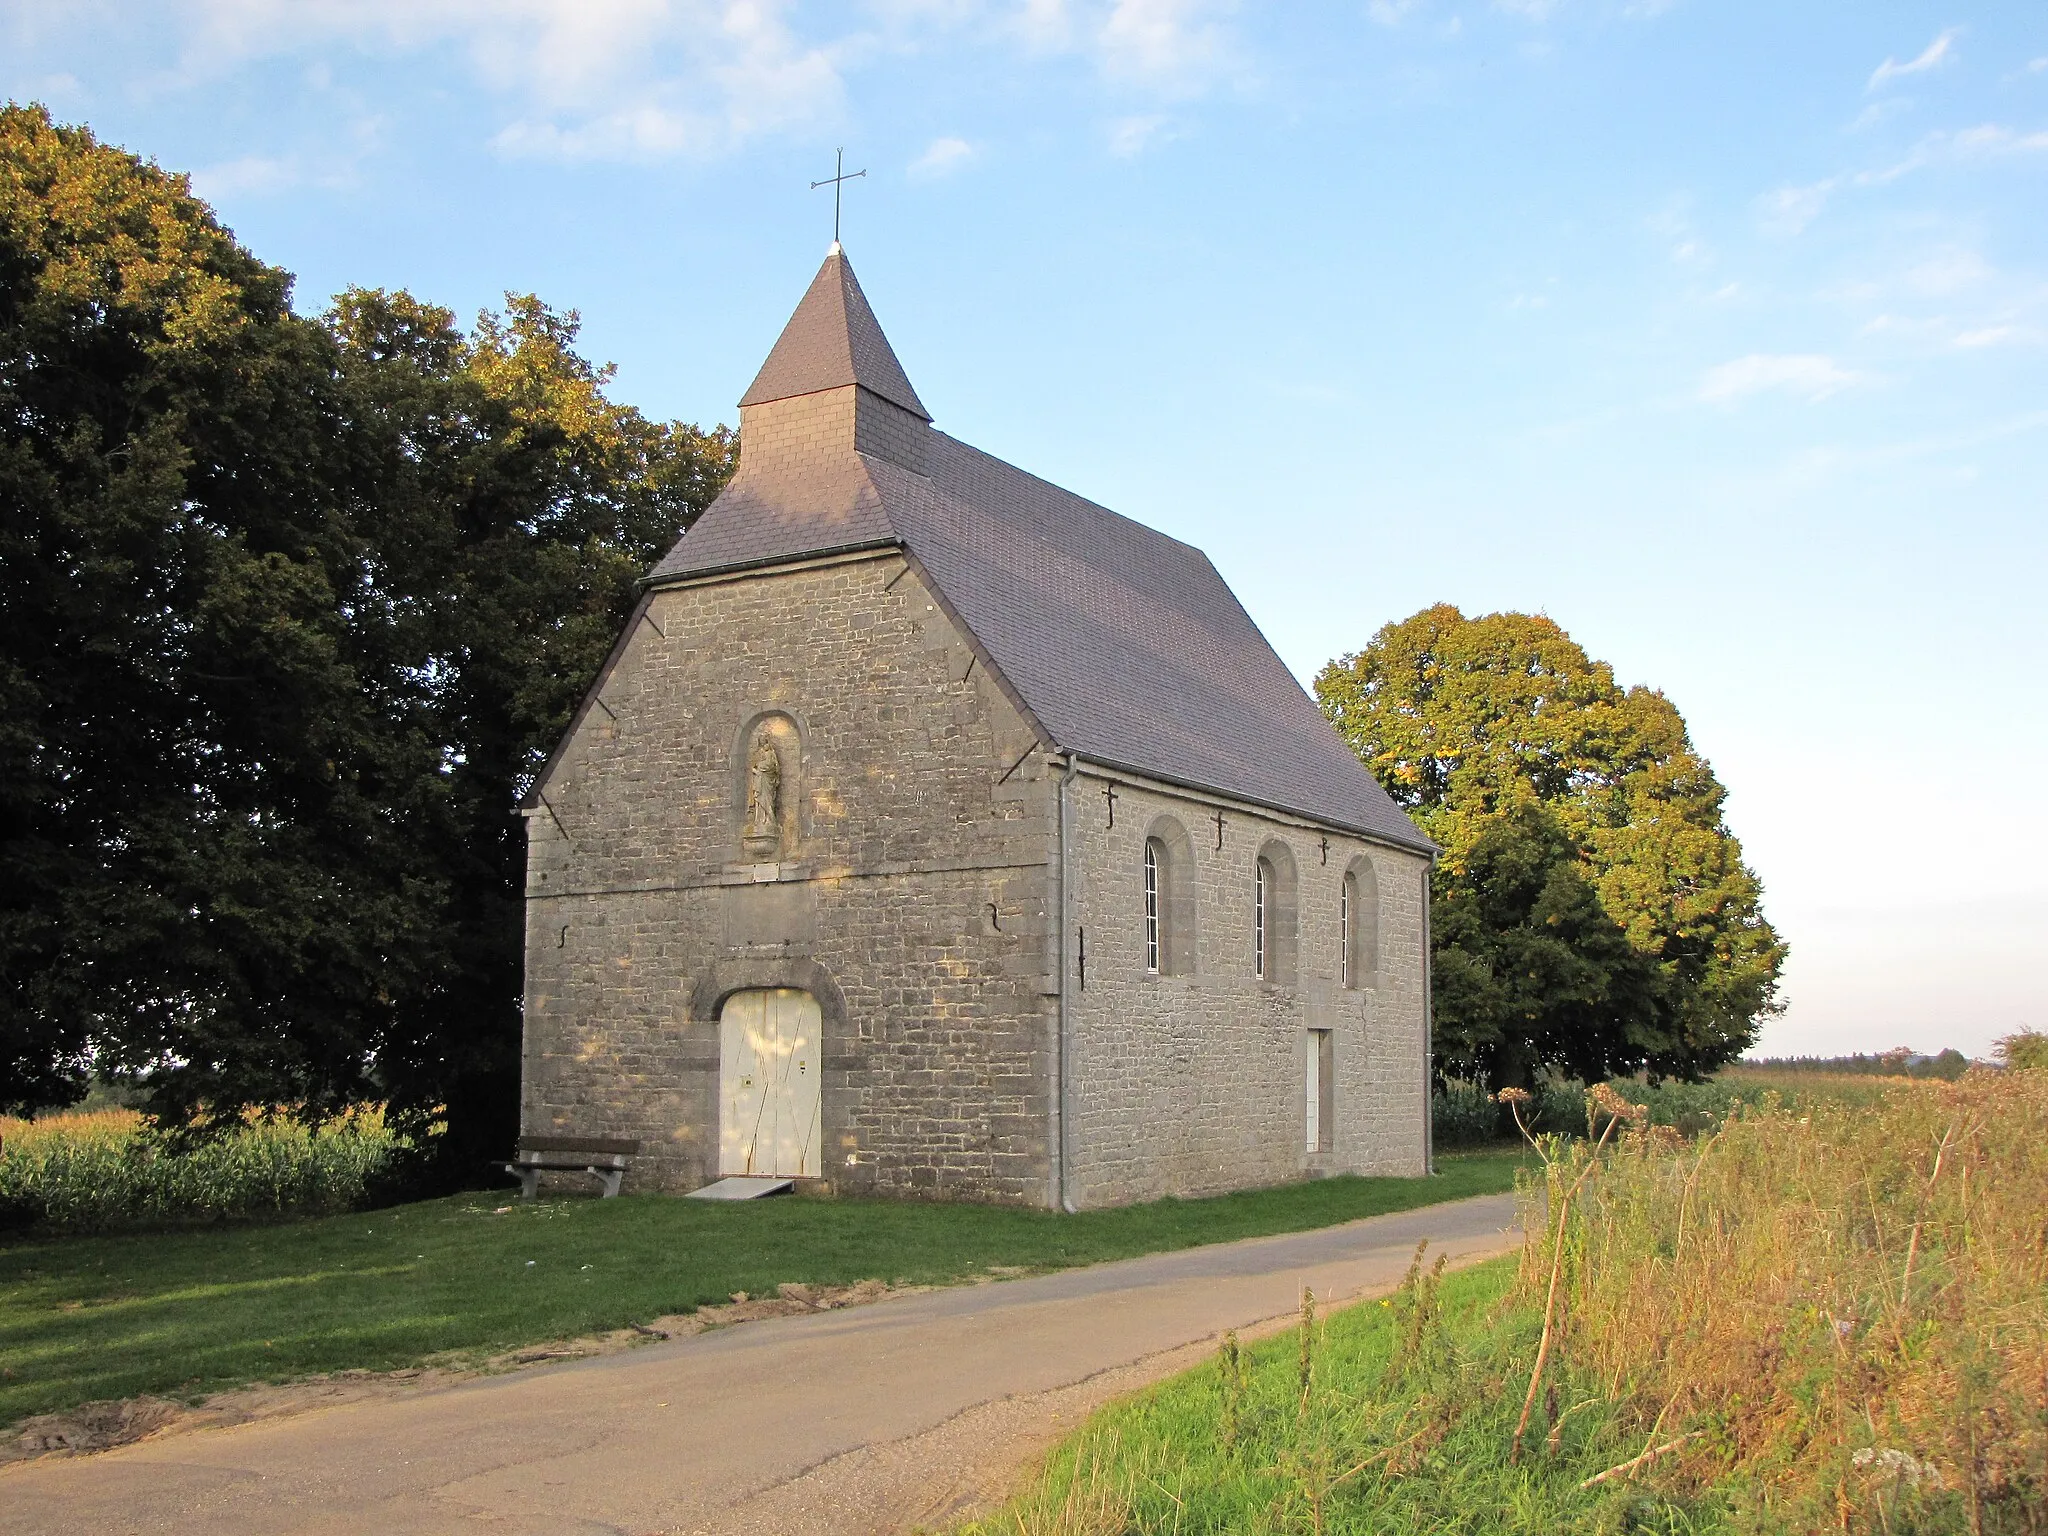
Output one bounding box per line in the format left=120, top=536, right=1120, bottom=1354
left=501, top=1137, right=640, bottom=1199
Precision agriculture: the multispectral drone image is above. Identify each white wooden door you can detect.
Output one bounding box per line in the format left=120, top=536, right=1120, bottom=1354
left=718, top=989, right=822, bottom=1178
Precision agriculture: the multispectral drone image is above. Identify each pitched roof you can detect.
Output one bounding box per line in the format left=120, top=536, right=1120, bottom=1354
left=649, top=252, right=1430, bottom=853
left=645, top=450, right=896, bottom=580
left=738, top=246, right=930, bottom=420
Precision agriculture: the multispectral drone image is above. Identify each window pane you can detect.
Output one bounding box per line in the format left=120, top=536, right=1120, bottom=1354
left=1144, top=841, right=1160, bottom=974
left=1254, top=860, right=1266, bottom=979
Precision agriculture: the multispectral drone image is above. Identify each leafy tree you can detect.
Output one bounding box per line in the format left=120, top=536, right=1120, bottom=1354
left=1, top=102, right=406, bottom=1119
left=318, top=287, right=731, bottom=1180
left=1316, top=604, right=1784, bottom=1084
left=0, top=105, right=732, bottom=1183
left=1997, top=1032, right=2048, bottom=1072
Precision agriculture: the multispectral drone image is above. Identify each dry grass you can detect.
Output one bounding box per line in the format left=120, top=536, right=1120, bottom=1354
left=960, top=1069, right=2047, bottom=1534
left=1533, top=1068, right=2048, bottom=1531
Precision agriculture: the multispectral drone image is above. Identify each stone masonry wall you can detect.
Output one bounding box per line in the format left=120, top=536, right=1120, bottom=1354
left=1063, top=770, right=1430, bottom=1207
left=522, top=550, right=1055, bottom=1202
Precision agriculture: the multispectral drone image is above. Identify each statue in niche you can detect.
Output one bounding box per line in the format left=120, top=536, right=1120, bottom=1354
left=743, top=732, right=783, bottom=845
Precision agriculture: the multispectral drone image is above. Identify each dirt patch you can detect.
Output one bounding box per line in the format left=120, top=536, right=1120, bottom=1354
left=1, top=1368, right=472, bottom=1468
left=4, top=1277, right=914, bottom=1467
left=6, top=1396, right=183, bottom=1460
left=479, top=1277, right=912, bottom=1368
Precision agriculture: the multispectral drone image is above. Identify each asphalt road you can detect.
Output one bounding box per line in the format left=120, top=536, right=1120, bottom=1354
left=2, top=1191, right=1521, bottom=1536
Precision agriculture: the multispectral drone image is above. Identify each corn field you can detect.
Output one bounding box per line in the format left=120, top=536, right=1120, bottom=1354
left=0, top=1108, right=399, bottom=1233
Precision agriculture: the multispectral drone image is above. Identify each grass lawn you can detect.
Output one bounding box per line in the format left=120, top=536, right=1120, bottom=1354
left=954, top=1254, right=1742, bottom=1536
left=957, top=1257, right=1668, bottom=1536
left=0, top=1148, right=1524, bottom=1429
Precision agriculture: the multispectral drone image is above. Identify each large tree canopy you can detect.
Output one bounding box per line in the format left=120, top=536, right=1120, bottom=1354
left=0, top=105, right=732, bottom=1179
left=1315, top=604, right=1784, bottom=1084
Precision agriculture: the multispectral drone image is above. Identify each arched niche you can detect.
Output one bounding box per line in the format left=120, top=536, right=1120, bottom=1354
left=731, top=709, right=804, bottom=860
left=1342, top=854, right=1381, bottom=989
left=1142, top=814, right=1199, bottom=977
left=1254, top=837, right=1300, bottom=987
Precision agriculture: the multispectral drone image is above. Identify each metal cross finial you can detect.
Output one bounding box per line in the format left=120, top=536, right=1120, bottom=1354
left=810, top=148, right=866, bottom=246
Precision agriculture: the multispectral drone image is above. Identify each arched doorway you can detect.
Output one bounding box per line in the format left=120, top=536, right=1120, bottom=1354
left=718, top=988, right=822, bottom=1178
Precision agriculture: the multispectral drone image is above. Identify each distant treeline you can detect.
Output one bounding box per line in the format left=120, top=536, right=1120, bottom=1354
left=1739, top=1049, right=1970, bottom=1080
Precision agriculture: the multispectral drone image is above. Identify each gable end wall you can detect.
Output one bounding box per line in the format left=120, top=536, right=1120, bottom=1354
left=522, top=552, right=1056, bottom=1202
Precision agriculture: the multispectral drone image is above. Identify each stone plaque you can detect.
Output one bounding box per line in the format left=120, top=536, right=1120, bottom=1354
left=723, top=881, right=816, bottom=949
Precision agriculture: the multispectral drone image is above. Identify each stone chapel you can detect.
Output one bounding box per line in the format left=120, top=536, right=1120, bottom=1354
left=520, top=246, right=1436, bottom=1208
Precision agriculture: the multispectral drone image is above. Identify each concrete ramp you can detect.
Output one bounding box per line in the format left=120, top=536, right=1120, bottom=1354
left=685, top=1176, right=795, bottom=1201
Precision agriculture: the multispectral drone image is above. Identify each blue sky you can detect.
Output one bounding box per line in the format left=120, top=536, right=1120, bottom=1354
left=7, top=1, right=2045, bottom=1058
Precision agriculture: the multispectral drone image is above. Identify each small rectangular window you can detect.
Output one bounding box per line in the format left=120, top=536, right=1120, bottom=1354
left=1306, top=1029, right=1334, bottom=1153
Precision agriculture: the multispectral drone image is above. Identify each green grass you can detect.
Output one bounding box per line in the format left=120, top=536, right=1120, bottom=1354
left=957, top=1257, right=1709, bottom=1536
left=0, top=1149, right=1523, bottom=1429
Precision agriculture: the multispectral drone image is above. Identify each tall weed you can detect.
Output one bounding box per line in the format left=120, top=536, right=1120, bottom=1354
left=1538, top=1070, right=2048, bottom=1531
left=964, top=1071, right=2046, bottom=1534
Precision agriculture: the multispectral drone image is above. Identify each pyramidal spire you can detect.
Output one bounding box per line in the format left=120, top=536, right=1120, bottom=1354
left=739, top=248, right=931, bottom=421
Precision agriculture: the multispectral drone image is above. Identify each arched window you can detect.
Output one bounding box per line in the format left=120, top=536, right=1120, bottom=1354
left=1253, top=839, right=1299, bottom=985
left=1255, top=857, right=1271, bottom=979
left=1142, top=817, right=1197, bottom=976
left=1144, top=838, right=1163, bottom=975
left=1340, top=873, right=1350, bottom=974
left=1343, top=856, right=1380, bottom=988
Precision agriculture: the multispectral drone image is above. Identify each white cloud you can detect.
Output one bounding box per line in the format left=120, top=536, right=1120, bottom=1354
left=171, top=0, right=849, bottom=163
left=1771, top=122, right=2048, bottom=225
left=1860, top=123, right=2048, bottom=185
left=1107, top=111, right=1171, bottom=156
left=1366, top=0, right=1424, bottom=26
left=1857, top=311, right=2036, bottom=351
left=1095, top=0, right=1240, bottom=93
left=1847, top=97, right=1910, bottom=133
left=1905, top=247, right=1992, bottom=296
left=190, top=153, right=304, bottom=198
left=1868, top=28, right=1958, bottom=92
left=1699, top=354, right=1867, bottom=404
left=1953, top=325, right=2019, bottom=349
left=1001, top=0, right=1246, bottom=89
left=1758, top=178, right=1838, bottom=236
left=1012, top=0, right=1074, bottom=50
left=13, top=71, right=86, bottom=105
left=1648, top=200, right=1710, bottom=266
left=493, top=106, right=706, bottom=160
left=186, top=111, right=385, bottom=198
left=158, top=0, right=1248, bottom=162
left=1943, top=122, right=2048, bottom=156
left=909, top=134, right=975, bottom=178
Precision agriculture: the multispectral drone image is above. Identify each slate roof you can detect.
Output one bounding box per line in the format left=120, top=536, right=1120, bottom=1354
left=648, top=252, right=1431, bottom=853
left=738, top=246, right=930, bottom=420
left=644, top=448, right=895, bottom=581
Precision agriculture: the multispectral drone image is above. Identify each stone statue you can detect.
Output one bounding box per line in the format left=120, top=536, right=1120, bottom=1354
left=744, top=734, right=782, bottom=843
